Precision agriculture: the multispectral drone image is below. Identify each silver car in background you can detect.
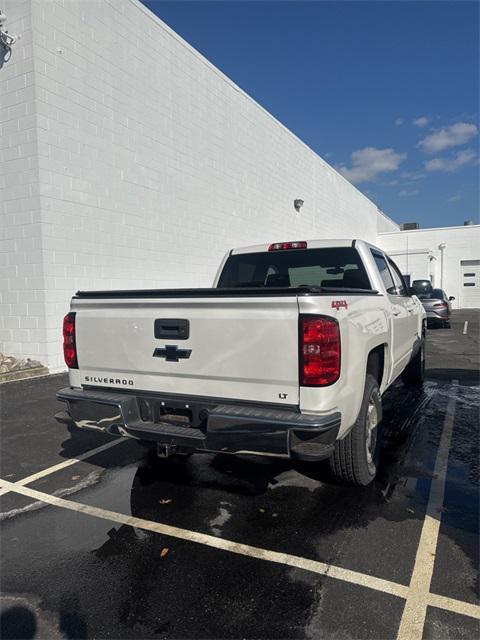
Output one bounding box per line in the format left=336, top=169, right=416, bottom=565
left=417, top=288, right=455, bottom=328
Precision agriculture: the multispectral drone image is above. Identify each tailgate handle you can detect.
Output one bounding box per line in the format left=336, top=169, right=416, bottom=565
left=155, top=319, right=189, bottom=340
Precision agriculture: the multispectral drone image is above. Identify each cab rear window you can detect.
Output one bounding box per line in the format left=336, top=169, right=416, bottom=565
left=217, top=247, right=372, bottom=290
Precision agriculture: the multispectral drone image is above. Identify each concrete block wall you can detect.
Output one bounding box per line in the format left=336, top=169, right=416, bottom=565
left=378, top=225, right=480, bottom=308
left=376, top=210, right=399, bottom=234
left=2, top=0, right=390, bottom=371
left=0, top=0, right=49, bottom=362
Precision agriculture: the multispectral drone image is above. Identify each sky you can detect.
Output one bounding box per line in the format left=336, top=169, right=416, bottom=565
left=143, top=0, right=479, bottom=229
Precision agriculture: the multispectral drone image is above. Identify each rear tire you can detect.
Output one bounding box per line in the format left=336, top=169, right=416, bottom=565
left=329, top=374, right=382, bottom=486
left=401, top=337, right=425, bottom=387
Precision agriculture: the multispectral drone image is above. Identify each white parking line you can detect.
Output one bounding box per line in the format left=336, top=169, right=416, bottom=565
left=396, top=382, right=459, bottom=640
left=0, top=477, right=408, bottom=597
left=463, top=321, right=468, bottom=335
left=0, top=478, right=478, bottom=622
left=0, top=471, right=102, bottom=521
left=428, top=593, right=480, bottom=621
left=0, top=438, right=123, bottom=498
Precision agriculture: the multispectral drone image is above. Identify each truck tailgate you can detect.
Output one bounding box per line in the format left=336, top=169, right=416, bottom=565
left=72, top=296, right=300, bottom=405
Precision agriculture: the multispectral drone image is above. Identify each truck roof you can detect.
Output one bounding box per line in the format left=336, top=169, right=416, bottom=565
left=231, top=239, right=366, bottom=255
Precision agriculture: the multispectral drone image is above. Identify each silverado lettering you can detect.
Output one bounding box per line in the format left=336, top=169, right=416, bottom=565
left=84, top=376, right=134, bottom=386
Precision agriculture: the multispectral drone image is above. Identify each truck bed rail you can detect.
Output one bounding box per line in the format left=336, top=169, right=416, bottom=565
left=74, top=286, right=379, bottom=299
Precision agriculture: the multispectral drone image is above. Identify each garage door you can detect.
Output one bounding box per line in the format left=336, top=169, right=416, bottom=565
left=461, top=260, right=480, bottom=308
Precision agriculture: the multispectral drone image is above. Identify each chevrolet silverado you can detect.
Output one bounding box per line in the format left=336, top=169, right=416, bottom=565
left=56, top=239, right=426, bottom=485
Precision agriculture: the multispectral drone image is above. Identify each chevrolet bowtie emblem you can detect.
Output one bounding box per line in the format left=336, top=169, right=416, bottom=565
left=153, top=345, right=192, bottom=362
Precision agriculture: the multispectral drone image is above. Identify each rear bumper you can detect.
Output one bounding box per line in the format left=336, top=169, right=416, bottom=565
left=426, top=309, right=449, bottom=320
left=56, top=387, right=340, bottom=461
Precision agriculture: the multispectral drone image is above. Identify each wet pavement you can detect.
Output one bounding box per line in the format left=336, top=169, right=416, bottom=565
left=0, top=310, right=479, bottom=639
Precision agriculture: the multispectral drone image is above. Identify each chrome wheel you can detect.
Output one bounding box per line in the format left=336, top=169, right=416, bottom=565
left=365, top=397, right=378, bottom=464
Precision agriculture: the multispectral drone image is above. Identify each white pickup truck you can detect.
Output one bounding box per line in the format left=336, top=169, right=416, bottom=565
left=56, top=239, right=426, bottom=485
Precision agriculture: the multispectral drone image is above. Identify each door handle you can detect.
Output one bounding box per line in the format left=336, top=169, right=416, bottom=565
left=154, top=318, right=190, bottom=340
left=392, top=311, right=401, bottom=317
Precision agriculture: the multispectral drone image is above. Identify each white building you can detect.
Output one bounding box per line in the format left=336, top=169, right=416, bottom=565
left=1, top=0, right=478, bottom=372
left=379, top=224, right=480, bottom=309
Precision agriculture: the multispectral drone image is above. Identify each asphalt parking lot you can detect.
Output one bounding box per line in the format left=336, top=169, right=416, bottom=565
left=1, top=310, right=479, bottom=640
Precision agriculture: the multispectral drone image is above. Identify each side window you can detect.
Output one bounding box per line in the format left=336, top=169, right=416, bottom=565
left=371, top=250, right=395, bottom=293
left=387, top=258, right=408, bottom=296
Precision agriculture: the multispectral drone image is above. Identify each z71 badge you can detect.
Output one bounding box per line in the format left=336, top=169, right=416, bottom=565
left=331, top=300, right=348, bottom=311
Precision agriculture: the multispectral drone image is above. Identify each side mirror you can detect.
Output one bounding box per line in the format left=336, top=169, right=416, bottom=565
left=449, top=296, right=455, bottom=301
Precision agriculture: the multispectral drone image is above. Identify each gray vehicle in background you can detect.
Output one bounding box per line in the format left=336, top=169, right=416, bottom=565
left=412, top=283, right=455, bottom=328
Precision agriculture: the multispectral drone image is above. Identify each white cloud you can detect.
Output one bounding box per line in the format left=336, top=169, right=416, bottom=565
left=398, top=189, right=419, bottom=197
left=418, top=122, right=478, bottom=153
left=395, top=118, right=404, bottom=126
left=413, top=116, right=430, bottom=128
left=400, top=171, right=426, bottom=182
left=448, top=194, right=462, bottom=202
left=424, top=149, right=476, bottom=173
left=338, top=147, right=407, bottom=184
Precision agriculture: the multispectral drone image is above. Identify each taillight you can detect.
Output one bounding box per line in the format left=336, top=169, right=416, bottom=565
left=63, top=312, right=78, bottom=369
left=269, top=241, right=307, bottom=251
left=300, top=315, right=340, bottom=386
left=433, top=302, right=447, bottom=308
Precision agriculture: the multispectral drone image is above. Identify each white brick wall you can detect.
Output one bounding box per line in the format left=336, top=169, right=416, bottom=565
left=2, top=0, right=396, bottom=371
left=377, top=210, right=400, bottom=234
left=378, top=225, right=480, bottom=308
left=1, top=0, right=49, bottom=361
